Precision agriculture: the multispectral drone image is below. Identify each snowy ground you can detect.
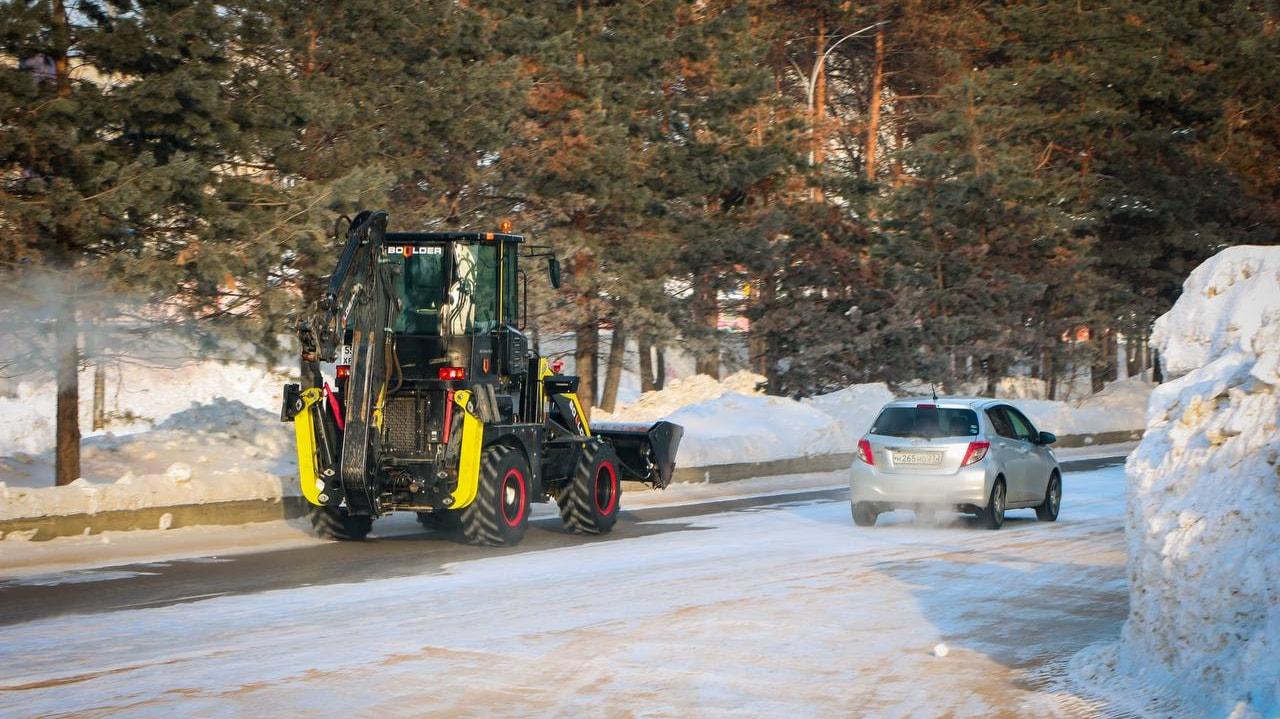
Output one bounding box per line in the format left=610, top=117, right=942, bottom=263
left=2, top=463, right=1133, bottom=719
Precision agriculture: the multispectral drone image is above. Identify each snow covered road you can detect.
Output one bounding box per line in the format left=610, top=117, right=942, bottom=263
left=0, top=463, right=1141, bottom=719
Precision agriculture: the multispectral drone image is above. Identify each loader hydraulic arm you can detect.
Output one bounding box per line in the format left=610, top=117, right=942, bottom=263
left=295, top=209, right=402, bottom=515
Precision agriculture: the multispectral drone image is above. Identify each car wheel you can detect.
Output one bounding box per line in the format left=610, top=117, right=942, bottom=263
left=981, top=480, right=1005, bottom=530
left=1035, top=472, right=1061, bottom=522
left=852, top=501, right=879, bottom=527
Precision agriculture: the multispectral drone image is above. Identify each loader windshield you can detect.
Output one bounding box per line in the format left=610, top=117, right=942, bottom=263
left=393, top=242, right=500, bottom=335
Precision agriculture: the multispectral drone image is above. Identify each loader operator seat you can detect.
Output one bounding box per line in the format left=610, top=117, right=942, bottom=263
left=440, top=244, right=477, bottom=335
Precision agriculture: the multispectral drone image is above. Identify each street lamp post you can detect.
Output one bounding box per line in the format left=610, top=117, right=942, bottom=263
left=803, top=20, right=888, bottom=167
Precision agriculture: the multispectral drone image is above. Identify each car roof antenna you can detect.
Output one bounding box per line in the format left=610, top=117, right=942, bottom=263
left=931, top=383, right=938, bottom=401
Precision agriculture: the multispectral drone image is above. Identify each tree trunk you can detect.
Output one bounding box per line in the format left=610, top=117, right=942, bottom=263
left=575, top=318, right=597, bottom=418
left=655, top=347, right=666, bottom=390
left=92, top=362, right=106, bottom=431
left=1044, top=348, right=1059, bottom=401
left=811, top=18, right=826, bottom=201
left=55, top=290, right=81, bottom=486
left=639, top=338, right=657, bottom=393
left=572, top=249, right=597, bottom=417
left=748, top=277, right=770, bottom=376
left=865, top=25, right=885, bottom=182
left=601, top=321, right=625, bottom=413
left=693, top=279, right=719, bottom=379
left=1090, top=327, right=1112, bottom=394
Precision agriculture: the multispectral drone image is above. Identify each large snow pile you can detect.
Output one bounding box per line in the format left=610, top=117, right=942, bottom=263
left=1071, top=245, right=1280, bottom=718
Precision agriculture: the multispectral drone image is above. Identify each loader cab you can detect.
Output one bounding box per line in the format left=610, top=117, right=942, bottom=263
left=387, top=236, right=517, bottom=336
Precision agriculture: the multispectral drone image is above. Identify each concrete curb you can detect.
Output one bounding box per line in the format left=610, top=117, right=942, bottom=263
left=0, top=497, right=309, bottom=543
left=2, top=431, right=1140, bottom=542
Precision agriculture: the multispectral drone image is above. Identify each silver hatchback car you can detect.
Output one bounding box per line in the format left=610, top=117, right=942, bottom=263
left=848, top=397, right=1062, bottom=529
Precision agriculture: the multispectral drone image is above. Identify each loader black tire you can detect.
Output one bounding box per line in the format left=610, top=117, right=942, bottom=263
left=307, top=504, right=373, bottom=541
left=417, top=509, right=462, bottom=533
left=459, top=445, right=530, bottom=546
left=558, top=439, right=621, bottom=535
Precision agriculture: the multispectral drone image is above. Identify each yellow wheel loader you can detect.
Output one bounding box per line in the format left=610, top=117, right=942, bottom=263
left=280, top=210, right=682, bottom=545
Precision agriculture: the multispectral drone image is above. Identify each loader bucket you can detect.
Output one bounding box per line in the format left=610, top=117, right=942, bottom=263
left=592, top=420, right=684, bottom=489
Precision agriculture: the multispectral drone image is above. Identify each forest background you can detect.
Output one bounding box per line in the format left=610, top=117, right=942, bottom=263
left=2, top=0, right=1278, bottom=485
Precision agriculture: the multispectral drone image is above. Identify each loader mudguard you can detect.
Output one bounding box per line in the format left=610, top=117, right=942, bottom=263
left=291, top=387, right=330, bottom=506
left=448, top=389, right=485, bottom=509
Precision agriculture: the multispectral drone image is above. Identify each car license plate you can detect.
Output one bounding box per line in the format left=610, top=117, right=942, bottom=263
left=893, top=451, right=942, bottom=466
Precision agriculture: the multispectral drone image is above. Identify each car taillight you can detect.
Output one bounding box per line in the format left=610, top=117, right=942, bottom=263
left=857, top=438, right=875, bottom=465
left=438, top=366, right=467, bottom=381
left=335, top=365, right=351, bottom=380
left=961, top=441, right=990, bottom=466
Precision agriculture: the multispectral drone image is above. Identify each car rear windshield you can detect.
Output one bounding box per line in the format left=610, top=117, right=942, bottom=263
left=870, top=406, right=980, bottom=439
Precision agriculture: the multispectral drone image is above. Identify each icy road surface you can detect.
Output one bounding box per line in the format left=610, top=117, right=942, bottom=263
left=0, top=464, right=1131, bottom=718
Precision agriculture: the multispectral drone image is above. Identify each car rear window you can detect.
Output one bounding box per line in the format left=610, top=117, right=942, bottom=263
left=870, top=406, right=980, bottom=439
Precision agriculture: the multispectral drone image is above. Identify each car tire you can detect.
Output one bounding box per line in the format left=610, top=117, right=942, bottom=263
left=981, top=480, right=1005, bottom=530
left=1035, top=472, right=1061, bottom=522
left=852, top=501, right=879, bottom=527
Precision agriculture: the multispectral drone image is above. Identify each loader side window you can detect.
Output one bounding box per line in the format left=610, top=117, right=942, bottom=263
left=396, top=246, right=448, bottom=334
left=502, top=246, right=518, bottom=326
left=464, top=243, right=499, bottom=332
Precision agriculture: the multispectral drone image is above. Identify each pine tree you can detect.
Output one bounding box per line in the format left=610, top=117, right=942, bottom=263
left=0, top=0, right=278, bottom=485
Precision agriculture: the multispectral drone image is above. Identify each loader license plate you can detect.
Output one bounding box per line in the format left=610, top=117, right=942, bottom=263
left=336, top=344, right=352, bottom=365
left=893, top=451, right=942, bottom=466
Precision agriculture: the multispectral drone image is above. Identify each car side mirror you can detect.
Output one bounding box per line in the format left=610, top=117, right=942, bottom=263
left=548, top=257, right=562, bottom=289
left=1038, top=430, right=1057, bottom=446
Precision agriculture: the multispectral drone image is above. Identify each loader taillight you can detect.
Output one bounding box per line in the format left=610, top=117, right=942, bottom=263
left=961, top=441, right=990, bottom=466
left=335, top=365, right=351, bottom=380
left=857, top=438, right=874, bottom=465
left=439, top=366, right=467, bottom=381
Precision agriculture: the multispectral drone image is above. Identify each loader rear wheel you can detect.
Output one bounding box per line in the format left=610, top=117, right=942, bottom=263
left=460, top=445, right=530, bottom=546
left=558, top=440, right=620, bottom=535
left=307, top=504, right=373, bottom=541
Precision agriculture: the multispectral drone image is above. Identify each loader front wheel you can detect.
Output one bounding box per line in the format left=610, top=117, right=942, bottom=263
left=559, top=440, right=621, bottom=535
left=417, top=509, right=462, bottom=533
left=307, top=504, right=373, bottom=541
left=460, top=445, right=530, bottom=546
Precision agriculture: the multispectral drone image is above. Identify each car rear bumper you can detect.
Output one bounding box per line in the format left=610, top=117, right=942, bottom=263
left=849, top=462, right=992, bottom=509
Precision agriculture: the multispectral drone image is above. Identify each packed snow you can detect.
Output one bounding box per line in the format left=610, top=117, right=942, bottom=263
left=0, top=245, right=1277, bottom=718
left=1066, top=245, right=1280, bottom=719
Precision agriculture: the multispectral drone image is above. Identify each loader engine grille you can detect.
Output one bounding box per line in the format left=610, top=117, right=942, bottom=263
left=384, top=393, right=427, bottom=454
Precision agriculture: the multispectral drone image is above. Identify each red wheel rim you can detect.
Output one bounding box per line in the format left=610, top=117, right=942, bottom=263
left=501, top=468, right=526, bottom=527
left=594, top=461, right=618, bottom=515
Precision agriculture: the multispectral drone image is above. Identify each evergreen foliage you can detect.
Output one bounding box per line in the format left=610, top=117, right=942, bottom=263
left=2, top=0, right=1278, bottom=483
